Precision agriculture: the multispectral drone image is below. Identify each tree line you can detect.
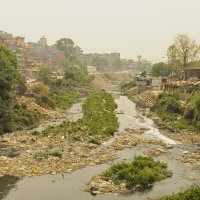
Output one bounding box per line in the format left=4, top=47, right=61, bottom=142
left=151, top=34, right=200, bottom=78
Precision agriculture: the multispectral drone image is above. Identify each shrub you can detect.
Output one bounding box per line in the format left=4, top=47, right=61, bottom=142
left=158, top=185, right=200, bottom=200
left=103, top=156, right=172, bottom=190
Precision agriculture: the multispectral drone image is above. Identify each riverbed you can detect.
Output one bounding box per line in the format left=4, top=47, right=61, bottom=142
left=1, top=95, right=200, bottom=200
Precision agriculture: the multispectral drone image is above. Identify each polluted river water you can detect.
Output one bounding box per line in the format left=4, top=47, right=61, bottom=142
left=1, top=95, right=200, bottom=200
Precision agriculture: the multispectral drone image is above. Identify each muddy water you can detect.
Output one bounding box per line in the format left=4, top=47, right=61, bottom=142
left=1, top=96, right=200, bottom=200
left=31, top=101, right=83, bottom=132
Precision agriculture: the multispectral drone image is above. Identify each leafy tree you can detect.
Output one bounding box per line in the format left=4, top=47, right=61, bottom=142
left=0, top=45, right=19, bottom=133
left=92, top=56, right=108, bottom=71
left=17, top=74, right=27, bottom=95
left=64, top=65, right=93, bottom=86
left=56, top=38, right=76, bottom=62
left=151, top=62, right=170, bottom=77
left=38, top=66, right=53, bottom=85
left=0, top=45, right=18, bottom=101
left=167, top=45, right=183, bottom=78
left=168, top=34, right=200, bottom=68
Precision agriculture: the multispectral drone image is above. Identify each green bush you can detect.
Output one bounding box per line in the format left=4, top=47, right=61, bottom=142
left=158, top=185, right=200, bottom=200
left=120, top=80, right=136, bottom=93
left=82, top=91, right=119, bottom=138
left=40, top=91, right=119, bottom=141
left=35, top=150, right=62, bottom=159
left=103, top=156, right=172, bottom=190
left=153, top=93, right=182, bottom=114
left=12, top=104, right=46, bottom=130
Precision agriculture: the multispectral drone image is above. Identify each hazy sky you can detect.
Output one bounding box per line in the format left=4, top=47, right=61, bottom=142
left=1, top=0, right=200, bottom=61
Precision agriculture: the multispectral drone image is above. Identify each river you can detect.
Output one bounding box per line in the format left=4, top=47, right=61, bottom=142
left=1, top=95, right=200, bottom=200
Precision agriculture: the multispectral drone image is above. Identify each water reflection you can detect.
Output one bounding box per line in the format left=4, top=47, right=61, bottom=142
left=0, top=176, right=20, bottom=200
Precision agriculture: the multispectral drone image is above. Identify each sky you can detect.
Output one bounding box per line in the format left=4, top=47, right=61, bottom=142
left=1, top=0, right=200, bottom=61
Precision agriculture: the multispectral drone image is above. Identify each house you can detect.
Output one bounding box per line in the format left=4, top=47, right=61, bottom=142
left=136, top=72, right=151, bottom=94
left=184, top=67, right=200, bottom=81
left=87, top=66, right=97, bottom=74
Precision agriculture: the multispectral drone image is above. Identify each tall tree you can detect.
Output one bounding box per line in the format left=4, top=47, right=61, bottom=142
left=168, top=34, right=200, bottom=68
left=0, top=45, right=19, bottom=133
left=38, top=66, right=53, bottom=85
left=167, top=45, right=182, bottom=78
left=56, top=38, right=76, bottom=62
left=151, top=62, right=170, bottom=77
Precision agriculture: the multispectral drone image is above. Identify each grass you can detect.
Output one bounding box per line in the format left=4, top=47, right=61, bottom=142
left=35, top=150, right=62, bottom=159
left=120, top=80, right=136, bottom=93
left=40, top=91, right=119, bottom=142
left=13, top=103, right=47, bottom=130
left=50, top=89, right=78, bottom=109
left=158, top=185, right=200, bottom=200
left=102, top=156, right=172, bottom=190
left=151, top=92, right=200, bottom=133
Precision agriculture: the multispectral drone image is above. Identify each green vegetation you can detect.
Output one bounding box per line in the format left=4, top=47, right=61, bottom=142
left=102, top=156, right=172, bottom=190
left=82, top=91, right=118, bottom=137
left=56, top=38, right=80, bottom=64
left=64, top=65, right=93, bottom=86
left=152, top=91, right=200, bottom=132
left=35, top=150, right=62, bottom=159
left=0, top=45, right=18, bottom=133
left=13, top=103, right=46, bottom=130
left=158, top=185, right=200, bottom=200
left=151, top=62, right=170, bottom=77
left=33, top=64, right=93, bottom=109
left=37, top=66, right=53, bottom=85
left=41, top=91, right=119, bottom=141
left=151, top=92, right=182, bottom=122
left=120, top=80, right=136, bottom=93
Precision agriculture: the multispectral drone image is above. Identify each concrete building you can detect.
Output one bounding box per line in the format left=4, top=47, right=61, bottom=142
left=86, top=66, right=97, bottom=74
left=38, top=36, right=47, bottom=47
left=15, top=36, right=25, bottom=47
left=136, top=72, right=151, bottom=94
left=184, top=67, right=200, bottom=81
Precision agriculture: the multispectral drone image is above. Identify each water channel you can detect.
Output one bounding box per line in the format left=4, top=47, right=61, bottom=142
left=1, top=95, right=200, bottom=200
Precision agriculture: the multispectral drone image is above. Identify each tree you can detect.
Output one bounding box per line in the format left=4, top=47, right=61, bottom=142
left=0, top=45, right=18, bottom=101
left=151, top=62, right=170, bottom=77
left=56, top=38, right=76, bottom=62
left=0, top=45, right=19, bottom=133
left=17, top=74, right=27, bottom=95
left=64, top=65, right=92, bottom=85
left=167, top=45, right=183, bottom=78
left=38, top=66, right=53, bottom=85
left=168, top=34, right=200, bottom=68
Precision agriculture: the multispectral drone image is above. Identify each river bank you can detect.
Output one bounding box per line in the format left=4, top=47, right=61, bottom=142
left=0, top=92, right=200, bottom=200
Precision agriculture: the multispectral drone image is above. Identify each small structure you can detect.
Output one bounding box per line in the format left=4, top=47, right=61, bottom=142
left=86, top=66, right=97, bottom=74
left=136, top=72, right=151, bottom=94
left=38, top=36, right=47, bottom=47
left=151, top=76, right=167, bottom=90
left=184, top=67, right=200, bottom=81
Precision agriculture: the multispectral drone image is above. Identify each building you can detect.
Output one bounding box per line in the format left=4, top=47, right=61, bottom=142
left=184, top=67, right=200, bottom=81
left=86, top=66, right=97, bottom=74
left=80, top=52, right=121, bottom=68
left=38, top=36, right=47, bottom=47
left=136, top=72, right=151, bottom=94
left=15, top=36, right=25, bottom=47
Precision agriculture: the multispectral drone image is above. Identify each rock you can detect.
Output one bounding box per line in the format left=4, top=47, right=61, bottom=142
left=183, top=151, right=189, bottom=154
left=165, top=145, right=173, bottom=149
